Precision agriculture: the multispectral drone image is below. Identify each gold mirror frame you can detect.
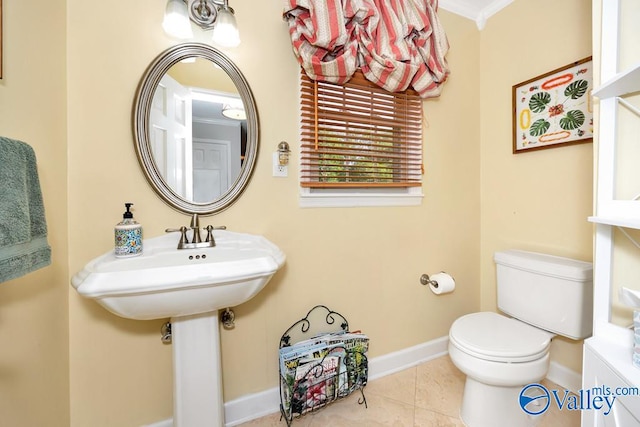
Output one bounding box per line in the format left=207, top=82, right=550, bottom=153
left=133, top=43, right=259, bottom=215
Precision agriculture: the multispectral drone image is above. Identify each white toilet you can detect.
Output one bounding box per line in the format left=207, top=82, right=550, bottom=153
left=448, top=250, right=593, bottom=427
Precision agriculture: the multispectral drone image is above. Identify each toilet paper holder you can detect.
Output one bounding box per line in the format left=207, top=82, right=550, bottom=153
left=421, top=272, right=456, bottom=295
left=420, top=273, right=444, bottom=288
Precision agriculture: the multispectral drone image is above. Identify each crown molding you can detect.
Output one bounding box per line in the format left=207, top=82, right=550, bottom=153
left=438, top=0, right=513, bottom=30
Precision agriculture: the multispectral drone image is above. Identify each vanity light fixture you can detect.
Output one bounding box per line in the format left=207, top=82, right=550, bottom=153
left=277, top=141, right=291, bottom=166
left=162, top=0, right=241, bottom=47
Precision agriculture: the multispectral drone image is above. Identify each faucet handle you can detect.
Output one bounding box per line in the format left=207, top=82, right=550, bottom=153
left=204, top=225, right=226, bottom=245
left=204, top=225, right=215, bottom=246
left=165, top=226, right=189, bottom=248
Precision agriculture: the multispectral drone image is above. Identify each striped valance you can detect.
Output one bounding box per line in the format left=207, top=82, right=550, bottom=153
left=283, top=0, right=450, bottom=99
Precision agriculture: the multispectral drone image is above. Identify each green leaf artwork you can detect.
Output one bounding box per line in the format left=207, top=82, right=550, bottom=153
left=559, top=110, right=585, bottom=130
left=529, top=92, right=551, bottom=113
left=513, top=58, right=592, bottom=151
left=530, top=119, right=550, bottom=137
left=564, top=80, right=588, bottom=99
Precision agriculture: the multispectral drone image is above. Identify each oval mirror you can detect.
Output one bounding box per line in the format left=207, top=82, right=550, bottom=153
left=133, top=43, right=259, bottom=215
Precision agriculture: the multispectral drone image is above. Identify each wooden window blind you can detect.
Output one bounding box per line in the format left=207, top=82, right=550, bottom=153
left=300, top=69, right=423, bottom=189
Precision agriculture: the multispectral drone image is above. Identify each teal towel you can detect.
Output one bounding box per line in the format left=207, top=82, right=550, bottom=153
left=0, top=137, right=51, bottom=283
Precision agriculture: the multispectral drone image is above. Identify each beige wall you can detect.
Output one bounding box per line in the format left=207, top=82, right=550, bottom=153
left=66, top=1, right=479, bottom=425
left=0, top=0, right=594, bottom=424
left=479, top=0, right=594, bottom=373
left=0, top=0, right=70, bottom=426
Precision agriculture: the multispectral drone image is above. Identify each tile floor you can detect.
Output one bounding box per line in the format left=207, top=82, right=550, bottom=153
left=238, top=355, right=580, bottom=426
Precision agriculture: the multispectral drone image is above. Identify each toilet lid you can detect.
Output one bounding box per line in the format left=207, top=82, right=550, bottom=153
left=449, top=312, right=552, bottom=363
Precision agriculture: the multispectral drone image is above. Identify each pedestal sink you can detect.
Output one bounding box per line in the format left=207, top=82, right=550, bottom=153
left=71, top=230, right=285, bottom=426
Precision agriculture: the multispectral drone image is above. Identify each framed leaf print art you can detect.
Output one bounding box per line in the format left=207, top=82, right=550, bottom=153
left=512, top=57, right=593, bottom=153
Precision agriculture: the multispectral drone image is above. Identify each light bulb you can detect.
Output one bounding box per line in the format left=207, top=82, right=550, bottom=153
left=212, top=7, right=240, bottom=48
left=163, top=0, right=193, bottom=39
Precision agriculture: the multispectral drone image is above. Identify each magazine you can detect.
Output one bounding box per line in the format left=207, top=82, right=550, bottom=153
left=294, top=353, right=341, bottom=413
left=280, top=331, right=369, bottom=414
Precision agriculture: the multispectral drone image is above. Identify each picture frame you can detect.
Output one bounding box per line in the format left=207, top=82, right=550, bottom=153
left=512, top=56, right=593, bottom=153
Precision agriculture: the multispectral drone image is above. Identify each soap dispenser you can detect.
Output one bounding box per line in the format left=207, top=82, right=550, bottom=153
left=114, top=203, right=143, bottom=258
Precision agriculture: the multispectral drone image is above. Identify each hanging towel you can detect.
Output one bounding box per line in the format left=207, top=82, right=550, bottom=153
left=0, top=137, right=51, bottom=283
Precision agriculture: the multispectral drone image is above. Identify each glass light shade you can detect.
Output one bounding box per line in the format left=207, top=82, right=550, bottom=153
left=212, top=7, right=240, bottom=48
left=221, top=105, right=246, bottom=120
left=278, top=151, right=290, bottom=166
left=163, top=0, right=193, bottom=39
left=277, top=141, right=290, bottom=165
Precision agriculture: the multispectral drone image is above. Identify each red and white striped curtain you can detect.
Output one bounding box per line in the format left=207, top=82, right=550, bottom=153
left=283, top=0, right=450, bottom=98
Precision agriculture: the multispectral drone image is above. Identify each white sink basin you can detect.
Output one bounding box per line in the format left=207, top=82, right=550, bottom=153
left=71, top=230, right=285, bottom=320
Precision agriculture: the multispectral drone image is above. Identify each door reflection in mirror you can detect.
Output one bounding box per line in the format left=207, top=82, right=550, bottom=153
left=149, top=58, right=247, bottom=203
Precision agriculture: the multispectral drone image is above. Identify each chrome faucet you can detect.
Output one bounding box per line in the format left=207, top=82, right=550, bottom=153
left=166, top=214, right=226, bottom=249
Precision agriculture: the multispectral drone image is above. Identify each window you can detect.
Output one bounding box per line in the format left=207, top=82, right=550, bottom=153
left=299, top=69, right=424, bottom=207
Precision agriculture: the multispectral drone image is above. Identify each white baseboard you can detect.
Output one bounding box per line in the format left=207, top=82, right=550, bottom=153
left=143, top=336, right=450, bottom=427
left=144, top=336, right=581, bottom=427
left=224, top=386, right=282, bottom=427
left=142, top=420, right=172, bottom=427
left=368, top=336, right=449, bottom=381
left=547, top=360, right=582, bottom=393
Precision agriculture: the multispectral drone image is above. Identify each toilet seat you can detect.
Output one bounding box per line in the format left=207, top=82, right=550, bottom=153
left=449, top=312, right=553, bottom=363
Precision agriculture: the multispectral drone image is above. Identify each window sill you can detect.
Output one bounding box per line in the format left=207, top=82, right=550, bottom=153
left=299, top=188, right=423, bottom=208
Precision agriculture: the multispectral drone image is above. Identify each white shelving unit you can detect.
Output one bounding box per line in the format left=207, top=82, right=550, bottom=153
left=592, top=66, right=640, bottom=99
left=583, top=1, right=640, bottom=425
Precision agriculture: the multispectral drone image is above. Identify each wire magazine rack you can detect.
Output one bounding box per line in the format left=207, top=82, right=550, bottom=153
left=279, top=305, right=368, bottom=425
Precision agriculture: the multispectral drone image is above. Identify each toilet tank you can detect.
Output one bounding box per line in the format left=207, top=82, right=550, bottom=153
left=494, top=250, right=593, bottom=340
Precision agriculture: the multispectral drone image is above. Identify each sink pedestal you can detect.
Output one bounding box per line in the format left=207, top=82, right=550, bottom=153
left=171, top=311, right=224, bottom=427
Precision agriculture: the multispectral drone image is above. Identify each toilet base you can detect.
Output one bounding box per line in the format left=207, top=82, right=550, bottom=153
left=460, top=377, right=543, bottom=427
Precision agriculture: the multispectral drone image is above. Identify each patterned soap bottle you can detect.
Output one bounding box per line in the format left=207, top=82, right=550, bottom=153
left=114, top=203, right=143, bottom=258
